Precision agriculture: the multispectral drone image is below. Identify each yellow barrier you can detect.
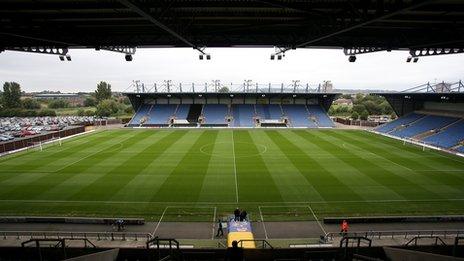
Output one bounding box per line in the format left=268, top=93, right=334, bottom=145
left=227, top=232, right=256, bottom=248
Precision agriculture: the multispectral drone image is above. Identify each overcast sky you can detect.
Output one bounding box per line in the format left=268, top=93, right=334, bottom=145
left=0, top=47, right=463, bottom=93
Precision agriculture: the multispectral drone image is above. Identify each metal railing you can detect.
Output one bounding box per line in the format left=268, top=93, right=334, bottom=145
left=0, top=230, right=152, bottom=242
left=237, top=239, right=273, bottom=249
left=325, top=229, right=464, bottom=241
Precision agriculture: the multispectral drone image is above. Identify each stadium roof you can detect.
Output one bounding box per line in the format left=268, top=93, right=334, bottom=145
left=1, top=0, right=464, bottom=51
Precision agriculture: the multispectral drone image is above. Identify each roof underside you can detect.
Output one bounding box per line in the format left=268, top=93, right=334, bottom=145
left=1, top=0, right=464, bottom=49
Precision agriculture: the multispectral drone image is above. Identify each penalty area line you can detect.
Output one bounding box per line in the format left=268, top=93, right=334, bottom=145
left=258, top=206, right=269, bottom=239
left=153, top=206, right=168, bottom=236
left=231, top=131, right=239, bottom=203
left=308, top=204, right=327, bottom=235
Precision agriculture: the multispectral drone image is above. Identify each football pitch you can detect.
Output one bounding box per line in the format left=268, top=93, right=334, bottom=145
left=1, top=128, right=464, bottom=222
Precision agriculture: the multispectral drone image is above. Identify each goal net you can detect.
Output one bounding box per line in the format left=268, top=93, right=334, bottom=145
left=27, top=137, right=62, bottom=151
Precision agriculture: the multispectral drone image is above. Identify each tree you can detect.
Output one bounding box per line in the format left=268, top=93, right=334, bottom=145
left=22, top=98, right=41, bottom=109
left=48, top=99, right=69, bottom=109
left=352, top=104, right=366, bottom=114
left=351, top=111, right=359, bottom=120
left=2, top=82, right=22, bottom=108
left=84, top=97, right=96, bottom=107
left=95, top=99, right=119, bottom=117
left=360, top=110, right=369, bottom=121
left=95, top=81, right=112, bottom=102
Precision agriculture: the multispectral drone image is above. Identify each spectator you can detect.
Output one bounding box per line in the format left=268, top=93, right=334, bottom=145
left=234, top=208, right=240, bottom=221
left=216, top=219, right=224, bottom=237
left=240, top=210, right=247, bottom=221
left=225, top=240, right=243, bottom=261
left=340, top=219, right=349, bottom=236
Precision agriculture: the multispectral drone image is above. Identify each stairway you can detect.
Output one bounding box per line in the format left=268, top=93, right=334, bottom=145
left=187, top=104, right=203, bottom=123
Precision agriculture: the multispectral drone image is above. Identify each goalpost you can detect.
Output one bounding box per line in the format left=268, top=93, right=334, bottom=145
left=27, top=137, right=62, bottom=151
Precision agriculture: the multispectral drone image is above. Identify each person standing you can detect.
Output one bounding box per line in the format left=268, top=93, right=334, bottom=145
left=340, top=219, right=349, bottom=236
left=234, top=208, right=240, bottom=221
left=240, top=210, right=247, bottom=221
left=216, top=219, right=224, bottom=237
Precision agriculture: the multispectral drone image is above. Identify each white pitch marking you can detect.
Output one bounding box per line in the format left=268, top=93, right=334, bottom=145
left=153, top=206, right=168, bottom=235
left=2, top=198, right=464, bottom=205
left=258, top=206, right=269, bottom=239
left=308, top=205, right=327, bottom=235
left=231, top=131, right=239, bottom=203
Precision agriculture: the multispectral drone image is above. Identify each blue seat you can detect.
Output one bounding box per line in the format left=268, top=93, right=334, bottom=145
left=203, top=104, right=228, bottom=124
left=282, top=105, right=316, bottom=127
left=129, top=104, right=151, bottom=125
left=308, top=105, right=334, bottom=127
left=145, top=105, right=177, bottom=125
left=390, top=115, right=459, bottom=138
left=232, top=105, right=255, bottom=127
left=376, top=113, right=425, bottom=133
left=255, top=105, right=282, bottom=119
left=175, top=104, right=190, bottom=120
left=423, top=120, right=464, bottom=148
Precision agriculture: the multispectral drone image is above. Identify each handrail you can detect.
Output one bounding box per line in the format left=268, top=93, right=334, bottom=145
left=405, top=236, right=447, bottom=246
left=0, top=230, right=152, bottom=242
left=325, top=229, right=464, bottom=241
left=237, top=239, right=273, bottom=249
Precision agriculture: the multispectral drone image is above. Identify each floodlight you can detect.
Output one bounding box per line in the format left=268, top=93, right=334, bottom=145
left=348, top=55, right=356, bottom=62
left=59, top=55, right=65, bottom=61
left=199, top=54, right=203, bottom=60
left=270, top=54, right=275, bottom=60
left=406, top=56, right=412, bottom=62
left=277, top=55, right=282, bottom=60
left=206, top=54, right=211, bottom=60
left=65, top=55, right=71, bottom=61
left=413, top=57, right=419, bottom=63
left=125, top=54, right=133, bottom=61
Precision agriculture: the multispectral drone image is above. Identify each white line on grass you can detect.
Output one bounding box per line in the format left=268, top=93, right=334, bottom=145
left=212, top=206, right=217, bottom=239
left=308, top=205, right=327, bottom=235
left=258, top=206, right=269, bottom=239
left=231, top=130, right=239, bottom=203
left=343, top=143, right=413, bottom=171
left=153, top=206, right=168, bottom=235
left=2, top=198, right=464, bottom=205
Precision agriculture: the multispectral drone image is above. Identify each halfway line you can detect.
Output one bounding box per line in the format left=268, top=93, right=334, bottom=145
left=232, top=130, right=239, bottom=203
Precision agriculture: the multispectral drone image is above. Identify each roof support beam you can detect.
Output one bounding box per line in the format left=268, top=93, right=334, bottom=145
left=276, top=0, right=439, bottom=55
left=116, top=0, right=205, bottom=54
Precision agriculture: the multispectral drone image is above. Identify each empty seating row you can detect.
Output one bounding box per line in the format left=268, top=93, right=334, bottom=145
left=390, top=115, right=459, bottom=138
left=128, top=104, right=151, bottom=126
left=203, top=104, right=229, bottom=125
left=375, top=113, right=425, bottom=133
left=308, top=105, right=334, bottom=127
left=145, top=105, right=176, bottom=125
left=422, top=120, right=464, bottom=148
left=282, top=105, right=317, bottom=127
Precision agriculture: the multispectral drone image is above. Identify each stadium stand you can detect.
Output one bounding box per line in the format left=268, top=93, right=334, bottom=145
left=174, top=104, right=190, bottom=120
left=422, top=120, right=464, bottom=148
left=145, top=105, right=176, bottom=126
left=282, top=105, right=317, bottom=127
left=375, top=113, right=425, bottom=133
left=308, top=105, right=334, bottom=127
left=232, top=105, right=255, bottom=127
left=202, top=104, right=229, bottom=125
left=389, top=115, right=459, bottom=138
left=129, top=104, right=151, bottom=126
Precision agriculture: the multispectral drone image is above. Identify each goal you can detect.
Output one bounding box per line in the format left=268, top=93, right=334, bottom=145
left=27, top=138, right=62, bottom=151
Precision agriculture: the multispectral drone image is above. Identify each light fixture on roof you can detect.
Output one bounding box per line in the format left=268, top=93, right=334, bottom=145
left=413, top=57, right=419, bottom=63
left=261, top=94, right=265, bottom=97
left=348, top=55, right=356, bottom=62
left=270, top=54, right=275, bottom=60
left=292, top=94, right=297, bottom=97
left=65, top=55, right=71, bottom=61
left=125, top=54, right=133, bottom=61
left=59, top=55, right=65, bottom=61
left=406, top=56, right=412, bottom=62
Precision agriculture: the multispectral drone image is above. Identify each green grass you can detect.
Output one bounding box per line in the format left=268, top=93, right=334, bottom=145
left=0, top=129, right=464, bottom=221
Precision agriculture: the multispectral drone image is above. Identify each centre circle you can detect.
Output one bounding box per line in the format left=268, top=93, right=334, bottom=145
left=200, top=142, right=267, bottom=158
